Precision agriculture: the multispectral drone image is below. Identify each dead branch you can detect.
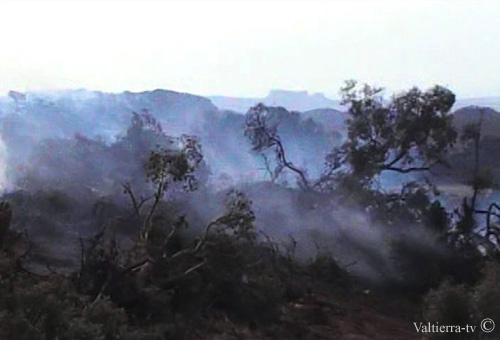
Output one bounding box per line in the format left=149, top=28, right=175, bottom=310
left=161, top=216, right=187, bottom=256
left=163, top=258, right=208, bottom=285
left=122, top=182, right=154, bottom=220
left=170, top=218, right=221, bottom=260
left=91, top=271, right=113, bottom=306
left=141, top=180, right=166, bottom=242
left=121, top=257, right=154, bottom=276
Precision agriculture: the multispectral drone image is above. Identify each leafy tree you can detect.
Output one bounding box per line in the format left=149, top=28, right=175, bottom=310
left=110, top=111, right=175, bottom=189
left=123, top=134, right=204, bottom=242
left=123, top=111, right=169, bottom=151
left=326, top=81, right=457, bottom=182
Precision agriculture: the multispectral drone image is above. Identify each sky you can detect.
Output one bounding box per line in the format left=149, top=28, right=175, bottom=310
left=0, top=0, right=499, bottom=99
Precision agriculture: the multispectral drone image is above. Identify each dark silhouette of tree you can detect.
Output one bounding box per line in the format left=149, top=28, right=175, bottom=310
left=325, top=81, right=457, bottom=182
left=244, top=103, right=309, bottom=188
left=123, top=134, right=204, bottom=242
left=453, top=108, right=500, bottom=253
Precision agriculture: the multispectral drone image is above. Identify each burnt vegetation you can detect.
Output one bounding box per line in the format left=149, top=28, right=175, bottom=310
left=1, top=82, right=500, bottom=339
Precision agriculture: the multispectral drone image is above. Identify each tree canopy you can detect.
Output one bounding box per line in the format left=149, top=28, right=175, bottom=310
left=327, top=81, right=457, bottom=182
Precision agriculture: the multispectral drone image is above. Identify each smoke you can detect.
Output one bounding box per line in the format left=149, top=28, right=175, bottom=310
left=0, top=88, right=455, bottom=285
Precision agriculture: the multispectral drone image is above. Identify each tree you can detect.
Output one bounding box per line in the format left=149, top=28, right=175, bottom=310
left=81, top=128, right=257, bottom=308
left=244, top=103, right=309, bottom=188
left=459, top=109, right=494, bottom=212
left=453, top=108, right=500, bottom=253
left=325, top=81, right=457, bottom=182
left=123, top=134, right=204, bottom=242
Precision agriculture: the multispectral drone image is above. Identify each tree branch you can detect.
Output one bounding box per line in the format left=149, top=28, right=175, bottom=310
left=163, top=258, right=208, bottom=286
left=170, top=220, right=218, bottom=260
left=271, top=136, right=309, bottom=188
left=142, top=180, right=165, bottom=242
left=121, top=257, right=154, bottom=276
left=381, top=166, right=430, bottom=174
left=384, top=150, right=407, bottom=168
left=122, top=183, right=154, bottom=220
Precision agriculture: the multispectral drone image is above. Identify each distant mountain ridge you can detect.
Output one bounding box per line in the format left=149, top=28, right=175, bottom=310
left=209, top=90, right=343, bottom=113
left=0, top=88, right=339, bottom=186
left=1, top=88, right=218, bottom=139
left=210, top=91, right=500, bottom=114
left=2, top=87, right=500, bottom=193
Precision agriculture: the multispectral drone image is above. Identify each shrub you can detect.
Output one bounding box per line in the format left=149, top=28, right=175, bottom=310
left=471, top=262, right=500, bottom=339
left=390, top=236, right=448, bottom=293
left=307, top=250, right=348, bottom=286
left=423, top=280, right=474, bottom=340
left=390, top=234, right=482, bottom=293
left=83, top=298, right=128, bottom=340
left=200, top=234, right=285, bottom=326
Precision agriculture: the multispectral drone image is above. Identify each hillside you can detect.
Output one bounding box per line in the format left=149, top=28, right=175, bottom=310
left=302, top=108, right=348, bottom=135
left=454, top=96, right=500, bottom=112
left=452, top=105, right=500, bottom=138
left=0, top=89, right=335, bottom=187
left=2, top=86, right=500, bottom=340
left=2, top=89, right=219, bottom=138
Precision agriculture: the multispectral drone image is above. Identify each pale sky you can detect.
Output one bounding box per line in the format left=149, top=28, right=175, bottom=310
left=0, top=0, right=499, bottom=99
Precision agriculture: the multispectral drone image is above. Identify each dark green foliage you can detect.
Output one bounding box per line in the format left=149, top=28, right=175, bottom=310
left=455, top=198, right=478, bottom=236
left=426, top=200, right=449, bottom=235
left=307, top=250, right=349, bottom=286
left=70, top=181, right=310, bottom=335
left=0, top=201, right=12, bottom=244
left=472, top=263, right=500, bottom=339
left=327, top=81, right=457, bottom=181
left=200, top=234, right=285, bottom=325
left=146, top=134, right=203, bottom=190
left=0, top=257, right=133, bottom=340
left=423, top=281, right=474, bottom=340
left=423, top=263, right=500, bottom=340
left=390, top=237, right=448, bottom=292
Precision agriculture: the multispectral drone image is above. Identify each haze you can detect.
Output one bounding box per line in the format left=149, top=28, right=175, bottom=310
left=0, top=0, right=499, bottom=98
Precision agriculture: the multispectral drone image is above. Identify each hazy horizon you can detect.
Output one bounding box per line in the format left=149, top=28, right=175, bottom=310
left=1, top=0, right=499, bottom=99
left=2, top=87, right=500, bottom=103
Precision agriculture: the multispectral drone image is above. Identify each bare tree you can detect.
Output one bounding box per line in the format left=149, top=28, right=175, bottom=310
left=244, top=103, right=309, bottom=188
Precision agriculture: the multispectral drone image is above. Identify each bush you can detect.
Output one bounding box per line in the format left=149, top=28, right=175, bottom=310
left=472, top=262, right=500, bottom=339
left=423, top=281, right=474, bottom=340
left=0, top=253, right=134, bottom=340
left=200, top=234, right=286, bottom=326
left=390, top=236, right=447, bottom=292
left=83, top=298, right=128, bottom=340
left=307, top=250, right=348, bottom=286
left=422, top=262, right=500, bottom=340
left=390, top=235, right=482, bottom=293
